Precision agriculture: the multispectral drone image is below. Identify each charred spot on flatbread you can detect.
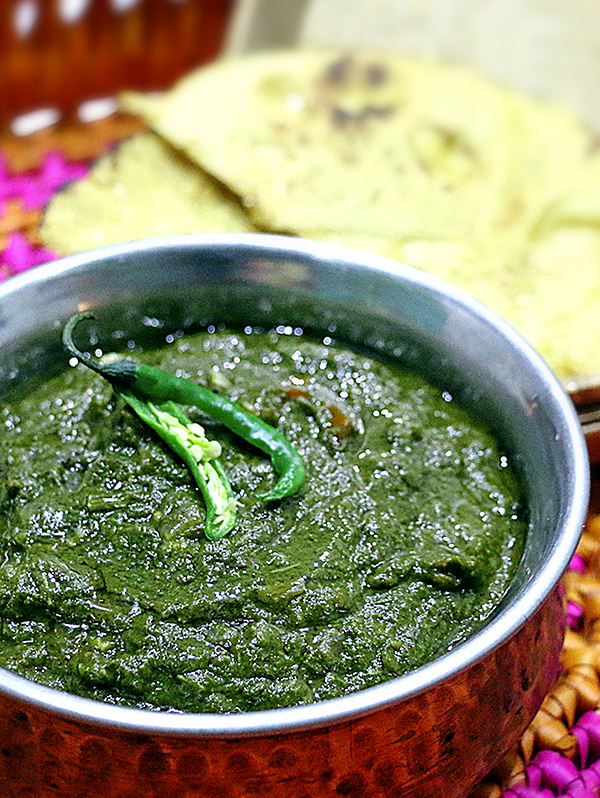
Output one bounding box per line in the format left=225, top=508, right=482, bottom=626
left=318, top=54, right=399, bottom=127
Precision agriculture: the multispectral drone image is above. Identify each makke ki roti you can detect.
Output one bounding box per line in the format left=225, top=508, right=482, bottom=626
left=121, top=50, right=591, bottom=244
left=40, top=132, right=255, bottom=254
left=42, top=49, right=600, bottom=380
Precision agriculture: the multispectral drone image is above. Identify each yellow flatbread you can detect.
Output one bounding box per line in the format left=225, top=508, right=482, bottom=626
left=120, top=49, right=600, bottom=379
left=121, top=50, right=591, bottom=246
left=310, top=214, right=600, bottom=381
left=43, top=49, right=600, bottom=380
left=40, top=131, right=256, bottom=255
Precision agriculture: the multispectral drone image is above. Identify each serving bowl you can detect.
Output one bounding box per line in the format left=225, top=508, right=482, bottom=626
left=0, top=234, right=589, bottom=798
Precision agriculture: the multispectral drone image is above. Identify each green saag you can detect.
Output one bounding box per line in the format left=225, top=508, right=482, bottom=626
left=0, top=327, right=525, bottom=713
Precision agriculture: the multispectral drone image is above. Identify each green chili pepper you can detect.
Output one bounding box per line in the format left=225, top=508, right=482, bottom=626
left=120, top=394, right=236, bottom=541
left=63, top=313, right=306, bottom=503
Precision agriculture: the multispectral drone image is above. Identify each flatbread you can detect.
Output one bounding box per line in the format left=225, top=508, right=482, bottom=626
left=40, top=132, right=255, bottom=255
left=311, top=211, right=600, bottom=381
left=45, top=49, right=600, bottom=380
left=121, top=50, right=591, bottom=246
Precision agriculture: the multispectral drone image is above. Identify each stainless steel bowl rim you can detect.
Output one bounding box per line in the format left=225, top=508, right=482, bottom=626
left=0, top=233, right=589, bottom=737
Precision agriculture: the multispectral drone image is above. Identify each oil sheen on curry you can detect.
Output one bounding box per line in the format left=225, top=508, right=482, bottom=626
left=0, top=325, right=525, bottom=713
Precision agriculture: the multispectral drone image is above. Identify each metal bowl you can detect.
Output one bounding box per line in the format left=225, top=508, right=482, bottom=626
left=0, top=234, right=589, bottom=798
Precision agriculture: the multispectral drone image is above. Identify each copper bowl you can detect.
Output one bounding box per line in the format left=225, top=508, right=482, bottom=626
left=0, top=234, right=589, bottom=798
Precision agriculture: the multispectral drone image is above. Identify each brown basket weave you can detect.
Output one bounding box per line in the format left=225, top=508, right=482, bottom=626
left=0, top=0, right=234, bottom=176
left=1, top=0, right=234, bottom=124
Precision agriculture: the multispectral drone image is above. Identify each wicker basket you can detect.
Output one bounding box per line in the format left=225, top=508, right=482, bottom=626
left=1, top=0, right=234, bottom=127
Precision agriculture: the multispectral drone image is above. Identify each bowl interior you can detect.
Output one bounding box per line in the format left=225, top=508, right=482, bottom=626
left=0, top=233, right=589, bottom=728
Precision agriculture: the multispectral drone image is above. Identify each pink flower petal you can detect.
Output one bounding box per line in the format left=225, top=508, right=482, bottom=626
left=21, top=180, right=55, bottom=211
left=502, top=787, right=556, bottom=798
left=574, top=726, right=591, bottom=769
left=1, top=232, right=34, bottom=272
left=564, top=788, right=598, bottom=798
left=30, top=246, right=58, bottom=268
left=576, top=712, right=600, bottom=758
left=0, top=174, right=32, bottom=201
left=65, top=162, right=89, bottom=181
left=569, top=554, right=587, bottom=573
left=0, top=232, right=56, bottom=274
left=568, top=600, right=584, bottom=628
left=42, top=152, right=72, bottom=189
left=42, top=152, right=89, bottom=191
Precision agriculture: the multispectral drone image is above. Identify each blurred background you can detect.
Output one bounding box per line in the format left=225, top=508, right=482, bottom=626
left=1, top=0, right=234, bottom=128
left=2, top=0, right=599, bottom=139
left=2, top=0, right=599, bottom=320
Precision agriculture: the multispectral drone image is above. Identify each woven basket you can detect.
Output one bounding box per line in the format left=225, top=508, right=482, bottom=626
left=1, top=0, right=234, bottom=130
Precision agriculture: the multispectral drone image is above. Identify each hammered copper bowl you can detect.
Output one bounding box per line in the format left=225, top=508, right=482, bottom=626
left=0, top=234, right=589, bottom=798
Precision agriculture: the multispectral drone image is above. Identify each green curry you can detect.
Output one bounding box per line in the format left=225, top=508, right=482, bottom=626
left=0, top=326, right=525, bottom=713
